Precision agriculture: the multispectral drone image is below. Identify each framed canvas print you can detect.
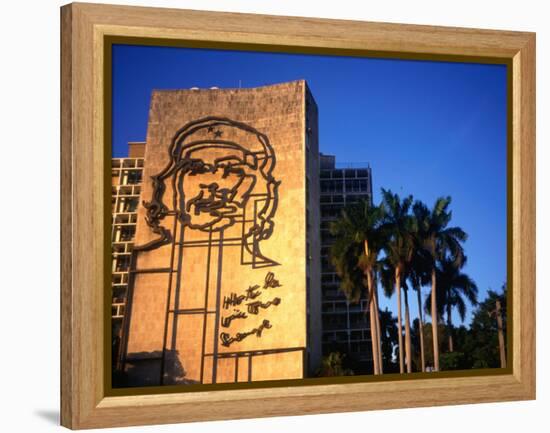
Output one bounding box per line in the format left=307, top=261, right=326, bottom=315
left=60, top=2, right=536, bottom=429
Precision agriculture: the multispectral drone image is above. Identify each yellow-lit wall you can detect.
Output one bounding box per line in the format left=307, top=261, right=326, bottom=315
left=124, top=81, right=320, bottom=386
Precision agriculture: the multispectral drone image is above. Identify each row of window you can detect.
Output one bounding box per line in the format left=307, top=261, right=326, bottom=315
left=321, top=179, right=370, bottom=193
left=320, top=169, right=370, bottom=179
left=112, top=158, right=144, bottom=169
left=320, top=199, right=371, bottom=222
left=322, top=314, right=369, bottom=329
left=321, top=342, right=372, bottom=356
left=112, top=197, right=139, bottom=214
left=113, top=225, right=136, bottom=242
left=322, top=289, right=347, bottom=301
left=321, top=206, right=342, bottom=219
left=110, top=160, right=142, bottom=321
left=112, top=285, right=127, bottom=300
left=112, top=303, right=125, bottom=319
left=322, top=329, right=371, bottom=343
left=112, top=242, right=134, bottom=254
left=113, top=254, right=131, bottom=272
left=320, top=193, right=371, bottom=204
left=321, top=272, right=340, bottom=284
left=112, top=272, right=129, bottom=285
left=322, top=300, right=371, bottom=313
left=112, top=184, right=141, bottom=197
left=112, top=169, right=143, bottom=185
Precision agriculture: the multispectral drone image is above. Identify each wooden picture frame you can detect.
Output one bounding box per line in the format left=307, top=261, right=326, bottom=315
left=60, top=2, right=535, bottom=429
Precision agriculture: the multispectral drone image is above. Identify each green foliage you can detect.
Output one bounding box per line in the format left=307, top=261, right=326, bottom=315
left=461, top=285, right=507, bottom=369
left=329, top=199, right=385, bottom=303
left=410, top=320, right=445, bottom=370
left=379, top=189, right=416, bottom=273
left=317, top=352, right=355, bottom=377
left=324, top=187, right=504, bottom=375
left=410, top=287, right=506, bottom=371
left=424, top=257, right=478, bottom=322
left=413, top=197, right=466, bottom=270
left=379, top=308, right=399, bottom=371
left=440, top=351, right=467, bottom=370
left=377, top=189, right=420, bottom=305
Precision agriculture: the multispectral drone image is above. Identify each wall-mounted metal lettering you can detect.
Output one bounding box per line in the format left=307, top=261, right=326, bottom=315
left=220, top=320, right=272, bottom=347
left=246, top=285, right=262, bottom=299
left=221, top=310, right=248, bottom=328
left=246, top=297, right=281, bottom=315
left=222, top=285, right=261, bottom=309
left=220, top=273, right=282, bottom=344
left=263, top=272, right=282, bottom=289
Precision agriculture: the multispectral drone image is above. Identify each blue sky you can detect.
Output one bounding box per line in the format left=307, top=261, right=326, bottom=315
left=112, top=44, right=507, bottom=327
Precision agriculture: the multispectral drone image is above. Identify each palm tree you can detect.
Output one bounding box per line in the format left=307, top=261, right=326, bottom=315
left=413, top=198, right=466, bottom=371
left=380, top=189, right=416, bottom=373
left=493, top=284, right=507, bottom=368
left=426, top=257, right=478, bottom=353
left=407, top=258, right=428, bottom=372
left=379, top=257, right=405, bottom=372
left=370, top=272, right=385, bottom=371
left=378, top=307, right=398, bottom=372
left=330, top=199, right=385, bottom=375
left=407, top=221, right=435, bottom=373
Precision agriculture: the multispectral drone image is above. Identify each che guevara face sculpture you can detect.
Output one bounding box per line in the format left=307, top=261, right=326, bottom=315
left=137, top=117, right=280, bottom=261
left=181, top=144, right=259, bottom=231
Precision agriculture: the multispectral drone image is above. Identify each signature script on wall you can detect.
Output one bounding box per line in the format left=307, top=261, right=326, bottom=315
left=220, top=320, right=273, bottom=348
left=220, top=272, right=282, bottom=347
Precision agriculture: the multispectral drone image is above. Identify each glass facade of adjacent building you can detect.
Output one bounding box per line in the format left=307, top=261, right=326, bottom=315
left=110, top=153, right=144, bottom=362
left=319, top=153, right=374, bottom=365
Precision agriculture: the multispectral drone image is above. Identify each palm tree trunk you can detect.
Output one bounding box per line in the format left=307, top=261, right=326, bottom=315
left=416, top=287, right=426, bottom=372
left=431, top=268, right=440, bottom=371
left=366, top=269, right=380, bottom=375
left=372, top=282, right=383, bottom=373
left=369, top=300, right=381, bottom=375
left=403, top=288, right=413, bottom=373
left=447, top=303, right=454, bottom=352
left=495, top=299, right=507, bottom=368
left=395, top=267, right=405, bottom=374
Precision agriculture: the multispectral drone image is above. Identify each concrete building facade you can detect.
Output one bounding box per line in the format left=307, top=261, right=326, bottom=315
left=118, top=81, right=322, bottom=386
left=319, top=153, right=374, bottom=367
left=110, top=149, right=144, bottom=363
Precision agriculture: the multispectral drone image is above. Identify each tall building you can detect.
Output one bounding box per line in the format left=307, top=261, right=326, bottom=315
left=110, top=84, right=375, bottom=384
left=111, top=143, right=145, bottom=364
left=115, top=81, right=322, bottom=386
left=319, top=153, right=374, bottom=369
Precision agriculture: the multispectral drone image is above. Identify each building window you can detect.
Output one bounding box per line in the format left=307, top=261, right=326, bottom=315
left=119, top=226, right=135, bottom=241
left=115, top=255, right=131, bottom=272
left=123, top=169, right=142, bottom=185
left=121, top=197, right=139, bottom=212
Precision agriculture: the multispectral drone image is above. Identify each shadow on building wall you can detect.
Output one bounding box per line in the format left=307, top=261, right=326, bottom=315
left=113, top=350, right=199, bottom=388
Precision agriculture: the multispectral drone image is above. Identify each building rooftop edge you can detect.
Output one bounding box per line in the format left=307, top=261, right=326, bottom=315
left=150, top=79, right=308, bottom=93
